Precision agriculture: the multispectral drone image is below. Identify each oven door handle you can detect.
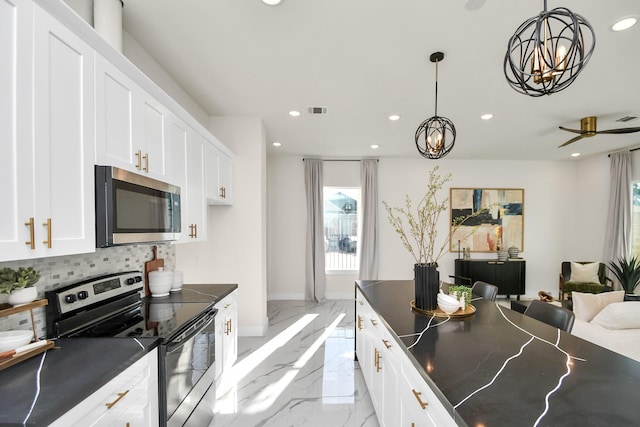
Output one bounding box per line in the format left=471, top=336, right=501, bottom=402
left=166, top=308, right=217, bottom=353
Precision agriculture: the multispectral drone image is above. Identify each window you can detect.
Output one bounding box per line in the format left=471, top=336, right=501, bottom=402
left=324, top=187, right=360, bottom=272
left=633, top=182, right=640, bottom=258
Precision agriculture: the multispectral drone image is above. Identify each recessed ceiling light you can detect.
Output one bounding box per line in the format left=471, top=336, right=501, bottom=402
left=612, top=17, right=637, bottom=32
left=571, top=152, right=581, bottom=157
left=289, top=110, right=300, bottom=117
left=262, top=0, right=282, bottom=5
left=481, top=113, right=493, bottom=120
left=272, top=142, right=282, bottom=147
left=371, top=144, right=380, bottom=149
left=388, top=115, right=400, bottom=121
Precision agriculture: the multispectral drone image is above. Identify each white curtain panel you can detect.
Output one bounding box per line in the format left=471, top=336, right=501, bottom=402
left=358, top=159, right=379, bottom=280
left=304, top=159, right=326, bottom=302
left=604, top=151, right=632, bottom=290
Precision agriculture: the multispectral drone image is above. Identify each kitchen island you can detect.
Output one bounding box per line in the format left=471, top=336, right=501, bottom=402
left=356, top=280, right=640, bottom=427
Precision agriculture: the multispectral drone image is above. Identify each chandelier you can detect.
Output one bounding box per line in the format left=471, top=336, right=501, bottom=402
left=504, top=0, right=595, bottom=97
left=415, top=52, right=456, bottom=159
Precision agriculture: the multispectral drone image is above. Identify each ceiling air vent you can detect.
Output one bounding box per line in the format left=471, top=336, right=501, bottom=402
left=616, top=115, right=637, bottom=123
left=308, top=106, right=328, bottom=115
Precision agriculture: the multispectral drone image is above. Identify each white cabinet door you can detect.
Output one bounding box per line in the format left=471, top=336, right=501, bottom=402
left=215, top=290, right=238, bottom=378
left=139, top=93, right=168, bottom=178
left=183, top=127, right=207, bottom=242
left=31, top=4, right=95, bottom=259
left=379, top=335, right=400, bottom=427
left=206, top=143, right=233, bottom=205
left=51, top=349, right=159, bottom=427
left=0, top=0, right=35, bottom=261
left=95, top=54, right=135, bottom=169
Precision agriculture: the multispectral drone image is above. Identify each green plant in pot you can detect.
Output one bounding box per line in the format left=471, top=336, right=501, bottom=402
left=383, top=166, right=490, bottom=311
left=607, top=256, right=640, bottom=296
left=0, top=267, right=40, bottom=306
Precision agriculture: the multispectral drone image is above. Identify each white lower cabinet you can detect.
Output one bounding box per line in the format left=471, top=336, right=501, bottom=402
left=50, top=348, right=159, bottom=427
left=215, top=290, right=238, bottom=378
left=355, top=288, right=456, bottom=427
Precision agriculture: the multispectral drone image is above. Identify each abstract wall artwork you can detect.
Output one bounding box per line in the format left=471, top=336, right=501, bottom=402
left=449, top=188, right=524, bottom=253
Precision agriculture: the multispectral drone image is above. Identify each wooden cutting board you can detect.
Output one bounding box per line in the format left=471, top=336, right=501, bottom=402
left=144, top=245, right=164, bottom=297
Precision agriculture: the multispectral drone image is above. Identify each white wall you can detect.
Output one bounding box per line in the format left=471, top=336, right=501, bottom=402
left=176, top=117, right=268, bottom=336
left=267, top=155, right=613, bottom=300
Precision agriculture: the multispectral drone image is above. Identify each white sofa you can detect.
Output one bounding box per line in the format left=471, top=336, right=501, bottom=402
left=570, top=291, right=640, bottom=362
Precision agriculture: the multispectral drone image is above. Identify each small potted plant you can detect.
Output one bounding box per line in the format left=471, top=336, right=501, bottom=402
left=607, top=256, right=640, bottom=301
left=0, top=267, right=40, bottom=306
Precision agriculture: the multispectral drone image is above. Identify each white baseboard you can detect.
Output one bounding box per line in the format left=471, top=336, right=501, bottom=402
left=238, top=316, right=268, bottom=337
left=268, top=293, right=305, bottom=300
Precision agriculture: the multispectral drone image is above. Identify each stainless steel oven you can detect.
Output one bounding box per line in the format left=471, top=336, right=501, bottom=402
left=46, top=272, right=217, bottom=426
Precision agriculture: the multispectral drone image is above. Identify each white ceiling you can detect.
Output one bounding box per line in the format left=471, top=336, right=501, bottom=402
left=121, top=0, right=640, bottom=161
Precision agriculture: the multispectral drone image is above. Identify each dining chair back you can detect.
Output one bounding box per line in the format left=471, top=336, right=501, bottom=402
left=471, top=281, right=498, bottom=302
left=524, top=300, right=575, bottom=332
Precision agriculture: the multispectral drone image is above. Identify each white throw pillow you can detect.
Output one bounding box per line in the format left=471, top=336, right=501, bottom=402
left=572, top=290, right=624, bottom=322
left=570, top=262, right=601, bottom=283
left=591, top=302, right=640, bottom=330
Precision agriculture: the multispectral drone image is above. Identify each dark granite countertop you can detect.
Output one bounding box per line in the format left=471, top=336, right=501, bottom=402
left=144, top=283, right=237, bottom=305
left=357, top=280, right=640, bottom=427
left=0, top=337, right=159, bottom=426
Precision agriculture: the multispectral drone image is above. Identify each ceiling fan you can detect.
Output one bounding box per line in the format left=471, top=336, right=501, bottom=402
left=558, top=116, right=640, bottom=147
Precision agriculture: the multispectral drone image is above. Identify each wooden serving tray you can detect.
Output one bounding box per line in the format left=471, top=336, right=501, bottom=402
left=0, top=340, right=55, bottom=371
left=411, top=300, right=476, bottom=318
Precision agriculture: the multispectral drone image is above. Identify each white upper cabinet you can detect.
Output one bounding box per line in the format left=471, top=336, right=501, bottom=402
left=95, top=54, right=169, bottom=181
left=206, top=143, right=233, bottom=205
left=0, top=0, right=35, bottom=261
left=0, top=2, right=95, bottom=262
left=180, top=127, right=207, bottom=242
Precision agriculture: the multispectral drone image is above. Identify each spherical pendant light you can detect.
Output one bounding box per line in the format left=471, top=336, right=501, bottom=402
left=415, top=52, right=456, bottom=159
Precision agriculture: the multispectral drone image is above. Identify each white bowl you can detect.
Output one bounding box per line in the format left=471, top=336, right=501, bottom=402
left=149, top=269, right=173, bottom=297
left=437, top=293, right=459, bottom=305
left=438, top=302, right=460, bottom=315
left=0, top=330, right=33, bottom=352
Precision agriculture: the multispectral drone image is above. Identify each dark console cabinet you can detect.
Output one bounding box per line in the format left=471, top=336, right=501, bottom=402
left=454, top=259, right=526, bottom=299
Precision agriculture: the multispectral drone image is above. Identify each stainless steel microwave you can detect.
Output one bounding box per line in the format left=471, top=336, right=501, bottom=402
left=95, top=166, right=181, bottom=247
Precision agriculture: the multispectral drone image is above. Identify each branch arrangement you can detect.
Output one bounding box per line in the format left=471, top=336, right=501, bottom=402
left=383, top=166, right=491, bottom=265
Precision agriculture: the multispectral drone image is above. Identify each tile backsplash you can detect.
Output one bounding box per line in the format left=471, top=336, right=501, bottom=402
left=0, top=243, right=175, bottom=338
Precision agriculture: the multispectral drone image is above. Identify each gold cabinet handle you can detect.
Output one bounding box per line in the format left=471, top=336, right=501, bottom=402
left=224, top=303, right=231, bottom=309
left=373, top=348, right=378, bottom=369
left=382, top=339, right=391, bottom=349
left=135, top=150, right=142, bottom=170
left=358, top=300, right=364, bottom=306
left=411, top=389, right=428, bottom=409
left=370, top=318, right=377, bottom=326
left=42, top=218, right=52, bottom=248
left=25, top=218, right=35, bottom=249
left=105, top=390, right=130, bottom=409
left=143, top=152, right=149, bottom=172
left=225, top=319, right=232, bottom=335
left=376, top=349, right=382, bottom=372
left=357, top=315, right=363, bottom=331
left=189, top=224, right=197, bottom=238
left=219, top=187, right=224, bottom=198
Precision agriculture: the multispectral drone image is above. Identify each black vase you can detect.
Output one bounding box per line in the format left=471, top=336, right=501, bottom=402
left=414, top=263, right=439, bottom=311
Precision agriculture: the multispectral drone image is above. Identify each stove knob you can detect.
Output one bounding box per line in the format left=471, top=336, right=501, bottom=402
left=126, top=277, right=135, bottom=285
left=77, top=290, right=89, bottom=300
left=134, top=276, right=142, bottom=283
left=64, top=294, right=77, bottom=304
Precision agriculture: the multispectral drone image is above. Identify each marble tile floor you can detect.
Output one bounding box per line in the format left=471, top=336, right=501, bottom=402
left=191, top=300, right=379, bottom=427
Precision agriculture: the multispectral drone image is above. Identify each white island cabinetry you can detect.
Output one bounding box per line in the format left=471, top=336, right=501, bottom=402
left=50, top=348, right=159, bottom=427
left=355, top=288, right=456, bottom=427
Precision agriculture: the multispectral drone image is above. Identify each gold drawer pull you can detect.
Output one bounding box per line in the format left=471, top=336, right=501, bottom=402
left=357, top=315, right=363, bottom=331
left=25, top=218, right=35, bottom=249
left=382, top=339, right=391, bottom=349
left=370, top=319, right=377, bottom=326
left=358, top=300, right=364, bottom=305
left=135, top=150, right=142, bottom=170
left=376, top=350, right=382, bottom=372
left=106, top=390, right=130, bottom=409
left=412, top=389, right=428, bottom=409
left=42, top=218, right=52, bottom=248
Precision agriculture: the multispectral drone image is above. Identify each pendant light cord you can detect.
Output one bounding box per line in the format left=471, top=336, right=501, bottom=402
left=434, top=59, right=439, bottom=117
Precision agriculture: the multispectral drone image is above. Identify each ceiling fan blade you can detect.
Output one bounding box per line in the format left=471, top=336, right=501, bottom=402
left=558, top=126, right=584, bottom=134
left=558, top=134, right=585, bottom=148
left=595, top=127, right=640, bottom=135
